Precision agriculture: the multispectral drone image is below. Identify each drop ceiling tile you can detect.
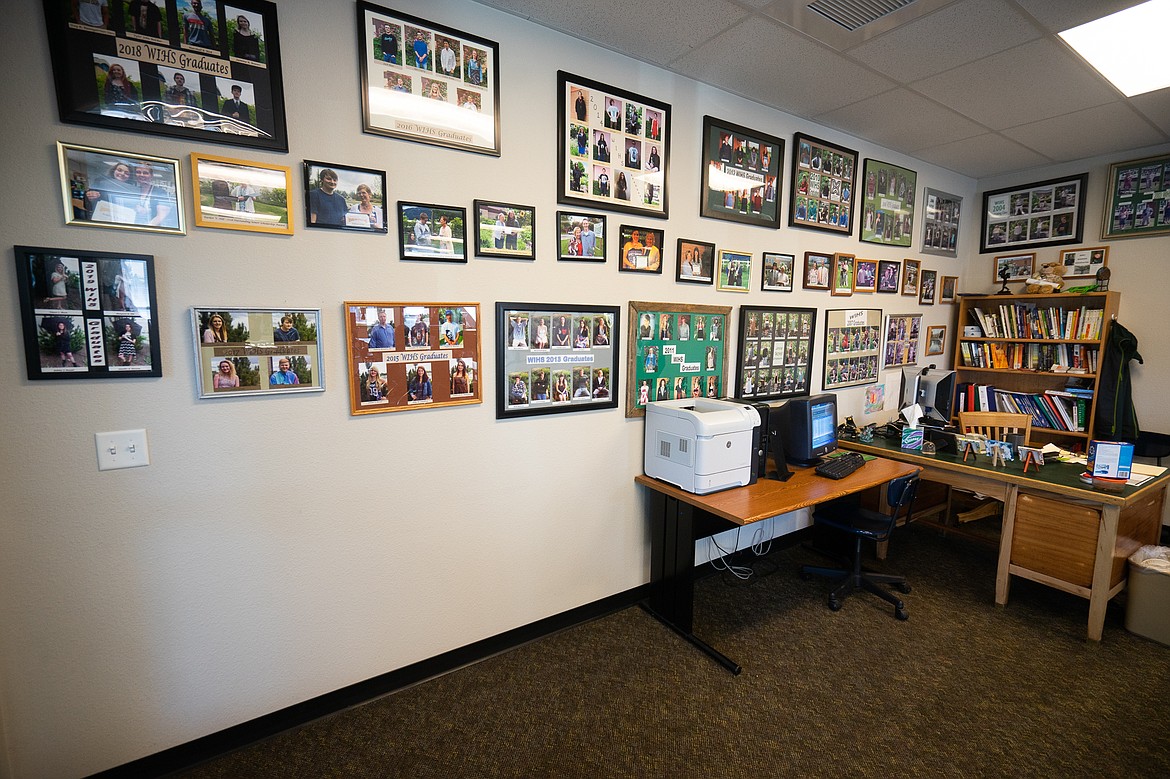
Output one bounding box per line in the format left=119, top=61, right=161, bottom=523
left=847, top=0, right=1042, bottom=82
left=913, top=132, right=1050, bottom=179
left=1130, top=88, right=1170, bottom=136
left=1013, top=0, right=1146, bottom=33
left=1002, top=102, right=1168, bottom=161
left=672, top=18, right=895, bottom=118
left=912, top=38, right=1118, bottom=130
left=815, top=89, right=988, bottom=154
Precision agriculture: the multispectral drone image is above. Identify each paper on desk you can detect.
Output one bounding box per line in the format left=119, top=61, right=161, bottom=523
left=1126, top=462, right=1167, bottom=486
left=901, top=403, right=923, bottom=427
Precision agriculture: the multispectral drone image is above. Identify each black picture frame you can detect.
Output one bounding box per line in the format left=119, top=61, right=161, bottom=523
left=618, top=224, right=665, bottom=273
left=398, top=202, right=467, bottom=262
left=876, top=259, right=901, bottom=293
left=43, top=0, right=288, bottom=152
left=760, top=252, right=795, bottom=292
left=557, top=71, right=670, bottom=219
left=789, top=132, right=857, bottom=236
left=473, top=200, right=535, bottom=259
left=303, top=160, right=388, bottom=233
left=699, top=115, right=783, bottom=228
left=357, top=1, right=500, bottom=156
left=676, top=238, right=715, bottom=284
left=980, top=173, right=1087, bottom=253
left=735, top=306, right=816, bottom=401
left=496, top=302, right=620, bottom=419
left=556, top=210, right=606, bottom=262
left=15, top=245, right=162, bottom=380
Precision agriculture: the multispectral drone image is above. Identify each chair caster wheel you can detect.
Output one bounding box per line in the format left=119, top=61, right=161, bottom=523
left=895, top=608, right=909, bottom=621
left=828, top=598, right=842, bottom=611
left=894, top=582, right=911, bottom=594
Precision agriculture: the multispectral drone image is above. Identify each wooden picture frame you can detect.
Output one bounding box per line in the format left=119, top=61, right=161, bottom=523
left=618, top=224, right=665, bottom=273
left=925, top=325, right=946, bottom=356
left=803, top=251, right=832, bottom=290
left=676, top=238, right=715, bottom=284
left=43, top=0, right=289, bottom=151
left=495, top=302, right=619, bottom=418
left=881, top=313, right=922, bottom=370
left=981, top=173, right=1087, bottom=253
left=716, top=249, right=751, bottom=292
left=14, top=245, right=162, bottom=380
left=789, top=132, right=857, bottom=235
left=994, top=252, right=1035, bottom=282
left=877, top=259, right=901, bottom=293
left=343, top=301, right=481, bottom=414
left=735, top=306, right=816, bottom=401
left=921, top=187, right=961, bottom=257
left=760, top=252, right=795, bottom=292
left=699, top=115, right=783, bottom=228
left=193, top=307, right=324, bottom=398
left=831, top=252, right=855, bottom=296
left=473, top=200, right=535, bottom=259
left=399, top=202, right=467, bottom=262
left=853, top=259, right=878, bottom=293
left=919, top=269, right=937, bottom=305
left=823, top=308, right=881, bottom=390
left=558, top=71, right=670, bottom=219
left=939, top=275, right=958, bottom=304
left=556, top=210, right=606, bottom=261
left=191, top=152, right=292, bottom=234
left=303, top=160, right=387, bottom=232
left=57, top=141, right=184, bottom=234
left=1058, top=246, right=1109, bottom=279
left=860, top=158, right=917, bottom=247
left=1101, top=154, right=1170, bottom=240
left=626, top=301, right=731, bottom=417
left=901, top=258, right=921, bottom=297
left=357, top=1, right=500, bottom=155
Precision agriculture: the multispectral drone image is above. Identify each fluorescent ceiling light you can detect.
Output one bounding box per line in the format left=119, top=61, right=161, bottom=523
left=1059, top=0, right=1170, bottom=97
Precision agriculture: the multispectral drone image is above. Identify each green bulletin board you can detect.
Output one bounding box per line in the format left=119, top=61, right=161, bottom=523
left=1102, top=153, right=1170, bottom=240
left=860, top=158, right=917, bottom=247
left=626, top=301, right=731, bottom=417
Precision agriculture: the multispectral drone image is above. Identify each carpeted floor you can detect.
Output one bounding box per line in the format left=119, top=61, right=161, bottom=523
left=177, top=526, right=1170, bottom=778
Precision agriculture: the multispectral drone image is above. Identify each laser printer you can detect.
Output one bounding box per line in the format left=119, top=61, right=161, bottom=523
left=644, top=398, right=760, bottom=494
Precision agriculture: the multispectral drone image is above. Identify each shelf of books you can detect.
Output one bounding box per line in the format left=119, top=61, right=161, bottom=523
left=954, top=291, right=1119, bottom=446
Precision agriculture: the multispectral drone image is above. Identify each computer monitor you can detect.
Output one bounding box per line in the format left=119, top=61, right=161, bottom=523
left=769, top=393, right=838, bottom=465
left=900, top=365, right=956, bottom=425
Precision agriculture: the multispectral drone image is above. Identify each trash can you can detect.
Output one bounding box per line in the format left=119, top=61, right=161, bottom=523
left=1126, top=545, right=1170, bottom=646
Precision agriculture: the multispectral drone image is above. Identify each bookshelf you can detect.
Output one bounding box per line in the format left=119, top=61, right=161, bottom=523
left=953, top=291, right=1120, bottom=447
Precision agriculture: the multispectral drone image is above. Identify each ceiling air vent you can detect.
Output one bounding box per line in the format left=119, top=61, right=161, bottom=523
left=807, top=0, right=917, bottom=31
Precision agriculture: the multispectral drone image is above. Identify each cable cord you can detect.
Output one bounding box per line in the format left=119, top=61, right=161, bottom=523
left=708, top=529, right=754, bottom=580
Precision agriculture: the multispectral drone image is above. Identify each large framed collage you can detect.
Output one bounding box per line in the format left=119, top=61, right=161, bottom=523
left=735, top=306, right=816, bottom=402
left=192, top=307, right=324, bottom=398
left=822, top=308, right=880, bottom=391
left=1101, top=153, right=1170, bottom=240
left=789, top=132, right=857, bottom=235
left=626, top=301, right=730, bottom=418
left=699, top=115, right=783, bottom=228
left=981, top=173, right=1087, bottom=253
left=860, top=159, right=916, bottom=248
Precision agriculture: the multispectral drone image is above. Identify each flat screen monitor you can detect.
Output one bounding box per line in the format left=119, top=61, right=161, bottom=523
left=901, top=366, right=956, bottom=425
left=770, top=393, right=838, bottom=465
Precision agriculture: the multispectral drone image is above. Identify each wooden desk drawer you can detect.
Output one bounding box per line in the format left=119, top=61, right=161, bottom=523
left=1011, top=494, right=1099, bottom=588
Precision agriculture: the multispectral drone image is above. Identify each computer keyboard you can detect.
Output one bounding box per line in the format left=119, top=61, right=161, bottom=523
left=814, top=451, right=866, bottom=480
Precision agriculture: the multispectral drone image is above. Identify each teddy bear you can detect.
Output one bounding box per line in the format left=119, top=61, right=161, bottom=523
left=1024, top=261, right=1065, bottom=293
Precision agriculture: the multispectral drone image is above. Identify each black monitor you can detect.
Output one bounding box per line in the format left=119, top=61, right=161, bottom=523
left=900, top=365, right=956, bottom=425
left=769, top=393, right=838, bottom=465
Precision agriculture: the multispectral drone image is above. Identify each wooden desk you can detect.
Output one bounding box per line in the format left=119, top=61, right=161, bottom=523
left=635, top=457, right=919, bottom=673
left=841, top=437, right=1169, bottom=641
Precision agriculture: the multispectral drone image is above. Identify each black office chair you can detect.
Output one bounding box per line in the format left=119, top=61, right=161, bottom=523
left=801, top=474, right=919, bottom=620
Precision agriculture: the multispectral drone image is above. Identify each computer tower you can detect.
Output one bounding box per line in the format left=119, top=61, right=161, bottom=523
left=717, top=398, right=768, bottom=484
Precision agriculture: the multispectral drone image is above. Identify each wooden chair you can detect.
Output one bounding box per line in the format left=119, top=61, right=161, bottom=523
left=953, top=411, right=1032, bottom=522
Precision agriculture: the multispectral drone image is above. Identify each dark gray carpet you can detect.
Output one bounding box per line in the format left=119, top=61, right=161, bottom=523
left=178, top=526, right=1170, bottom=778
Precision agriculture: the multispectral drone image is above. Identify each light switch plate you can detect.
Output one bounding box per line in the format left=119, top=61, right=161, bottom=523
left=95, top=430, right=150, bottom=471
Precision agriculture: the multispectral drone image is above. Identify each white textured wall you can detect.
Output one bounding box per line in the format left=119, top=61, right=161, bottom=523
left=6, top=0, right=1164, bottom=777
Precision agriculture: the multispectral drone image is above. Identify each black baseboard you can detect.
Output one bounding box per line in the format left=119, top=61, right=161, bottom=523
left=89, top=585, right=650, bottom=779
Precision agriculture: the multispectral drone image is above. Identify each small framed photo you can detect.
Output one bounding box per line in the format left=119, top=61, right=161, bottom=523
left=922, top=187, right=961, bottom=257
left=981, top=173, right=1087, bottom=252
left=473, top=200, right=535, bottom=259
left=399, top=202, right=467, bottom=261
left=193, top=308, right=324, bottom=398
left=344, top=301, right=482, bottom=414
left=677, top=238, right=715, bottom=284
left=57, top=142, right=184, bottom=234
left=919, top=269, right=937, bottom=305
left=824, top=308, right=881, bottom=390
left=860, top=158, right=917, bottom=247
left=831, top=252, right=855, bottom=296
left=994, top=252, right=1035, bottom=282
left=736, top=306, right=817, bottom=401
left=556, top=211, right=606, bottom=261
left=1059, top=246, right=1109, bottom=279
left=790, top=132, right=858, bottom=236
left=717, top=249, right=752, bottom=292
left=925, top=325, right=946, bottom=356
left=1102, top=155, right=1170, bottom=239
left=902, top=258, right=921, bottom=297
left=803, top=251, right=832, bottom=290
left=853, top=259, right=877, bottom=293
left=881, top=313, right=922, bottom=370
left=496, top=303, right=619, bottom=419
left=626, top=300, right=731, bottom=417
left=618, top=225, right=665, bottom=273
left=939, top=275, right=958, bottom=303
left=303, top=161, right=387, bottom=232
left=191, top=152, right=292, bottom=234
left=877, top=259, right=901, bottom=293
left=761, top=252, right=795, bottom=292
left=14, top=245, right=162, bottom=380
left=699, top=115, right=784, bottom=228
